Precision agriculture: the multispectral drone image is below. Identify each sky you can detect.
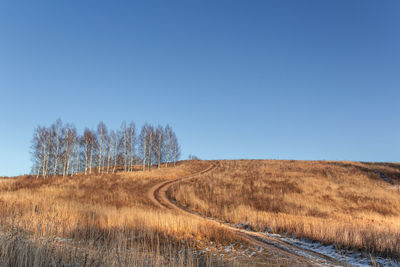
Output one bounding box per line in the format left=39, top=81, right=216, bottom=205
left=0, top=0, right=399, bottom=176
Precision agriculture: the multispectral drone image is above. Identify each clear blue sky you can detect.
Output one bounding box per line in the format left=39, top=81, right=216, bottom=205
left=0, top=1, right=399, bottom=176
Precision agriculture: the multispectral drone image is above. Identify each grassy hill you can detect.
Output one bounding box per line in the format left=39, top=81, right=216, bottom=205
left=169, top=160, right=400, bottom=260
left=0, top=161, right=242, bottom=266
left=0, top=159, right=399, bottom=266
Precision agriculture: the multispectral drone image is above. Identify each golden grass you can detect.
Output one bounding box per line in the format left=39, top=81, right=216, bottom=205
left=0, top=161, right=241, bottom=266
left=169, top=160, right=400, bottom=259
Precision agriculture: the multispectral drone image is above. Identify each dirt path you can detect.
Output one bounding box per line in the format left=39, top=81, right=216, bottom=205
left=147, top=162, right=343, bottom=266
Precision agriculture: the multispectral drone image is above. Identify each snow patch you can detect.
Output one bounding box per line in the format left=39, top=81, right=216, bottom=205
left=272, top=233, right=399, bottom=267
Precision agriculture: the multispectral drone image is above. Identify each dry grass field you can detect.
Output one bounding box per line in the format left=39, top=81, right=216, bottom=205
left=169, top=160, right=400, bottom=260
left=1, top=159, right=399, bottom=266
left=0, top=161, right=246, bottom=267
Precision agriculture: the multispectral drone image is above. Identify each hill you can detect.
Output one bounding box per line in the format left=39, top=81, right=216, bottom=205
left=0, top=161, right=235, bottom=266
left=0, top=159, right=399, bottom=266
left=169, top=160, right=400, bottom=262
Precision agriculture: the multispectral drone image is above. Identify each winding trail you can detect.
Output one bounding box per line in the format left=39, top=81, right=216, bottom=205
left=147, top=162, right=343, bottom=266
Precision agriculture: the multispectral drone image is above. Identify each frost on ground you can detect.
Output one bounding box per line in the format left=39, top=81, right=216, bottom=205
left=195, top=241, right=277, bottom=265
left=223, top=221, right=400, bottom=266
left=267, top=232, right=400, bottom=267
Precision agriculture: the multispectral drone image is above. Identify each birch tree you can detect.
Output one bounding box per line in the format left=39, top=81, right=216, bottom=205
left=147, top=125, right=154, bottom=170
left=51, top=119, right=62, bottom=176
left=113, top=130, right=119, bottom=173
left=83, top=128, right=96, bottom=175
left=155, top=125, right=164, bottom=168
left=62, top=124, right=77, bottom=177
left=139, top=124, right=149, bottom=171
left=41, top=127, right=51, bottom=178
left=97, top=122, right=107, bottom=175
left=171, top=132, right=181, bottom=166
left=164, top=125, right=172, bottom=167
left=31, top=120, right=182, bottom=177
left=120, top=122, right=128, bottom=172
left=128, top=122, right=136, bottom=172
left=31, top=126, right=53, bottom=178
left=106, top=130, right=115, bottom=174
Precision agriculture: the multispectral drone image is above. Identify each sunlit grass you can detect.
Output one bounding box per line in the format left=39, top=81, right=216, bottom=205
left=169, top=160, right=400, bottom=259
left=0, top=161, right=237, bottom=266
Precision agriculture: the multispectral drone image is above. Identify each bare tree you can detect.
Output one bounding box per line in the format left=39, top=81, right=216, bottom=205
left=83, top=129, right=89, bottom=175
left=73, top=141, right=81, bottom=175
left=51, top=119, right=62, bottom=176
left=128, top=122, right=136, bottom=172
left=139, top=124, right=149, bottom=171
left=106, top=130, right=115, bottom=174
left=155, top=125, right=164, bottom=168
left=97, top=122, right=108, bottom=175
left=171, top=132, right=181, bottom=166
left=83, top=128, right=96, bottom=175
left=69, top=132, right=79, bottom=176
left=41, top=127, right=51, bottom=178
left=31, top=125, right=54, bottom=178
left=31, top=120, right=181, bottom=177
left=147, top=125, right=154, bottom=170
left=62, top=124, right=77, bottom=177
left=164, top=125, right=172, bottom=167
left=120, top=122, right=128, bottom=172
left=113, top=130, right=119, bottom=173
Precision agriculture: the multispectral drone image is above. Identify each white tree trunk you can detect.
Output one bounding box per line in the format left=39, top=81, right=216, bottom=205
left=84, top=141, right=89, bottom=175
left=89, top=146, right=93, bottom=174
left=98, top=137, right=103, bottom=175
left=142, top=138, right=146, bottom=171
left=53, top=123, right=60, bottom=176
left=113, top=136, right=117, bottom=174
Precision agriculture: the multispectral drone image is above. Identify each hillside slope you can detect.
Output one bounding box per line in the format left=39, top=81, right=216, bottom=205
left=169, top=160, right=400, bottom=260
left=0, top=161, right=243, bottom=266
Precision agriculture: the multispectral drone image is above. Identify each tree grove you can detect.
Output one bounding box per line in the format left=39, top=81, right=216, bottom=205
left=31, top=120, right=181, bottom=177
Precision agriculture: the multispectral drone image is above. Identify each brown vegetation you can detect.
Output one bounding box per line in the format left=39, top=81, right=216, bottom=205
left=2, top=159, right=399, bottom=265
left=169, top=160, right=400, bottom=260
left=0, top=161, right=243, bottom=266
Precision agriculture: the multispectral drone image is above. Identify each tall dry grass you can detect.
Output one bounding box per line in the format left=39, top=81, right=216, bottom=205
left=0, top=161, right=242, bottom=267
left=169, top=160, right=400, bottom=260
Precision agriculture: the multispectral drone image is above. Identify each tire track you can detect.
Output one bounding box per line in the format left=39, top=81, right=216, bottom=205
left=147, top=161, right=343, bottom=266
